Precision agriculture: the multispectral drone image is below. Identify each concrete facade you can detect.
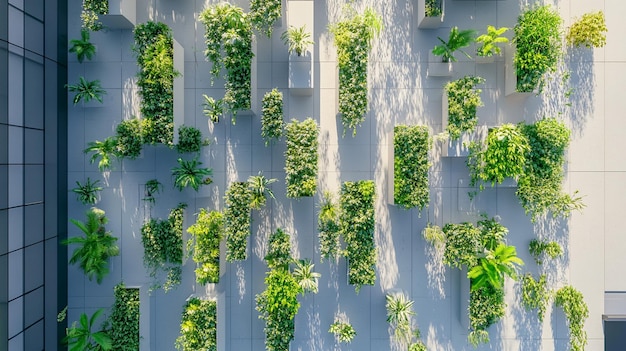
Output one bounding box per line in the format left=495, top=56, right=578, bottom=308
left=66, top=0, right=625, bottom=350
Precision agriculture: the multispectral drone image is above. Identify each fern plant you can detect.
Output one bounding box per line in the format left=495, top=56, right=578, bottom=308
left=172, top=157, right=213, bottom=191
left=67, top=77, right=107, bottom=105
left=69, top=29, right=97, bottom=63
left=72, top=178, right=102, bottom=205
left=85, top=137, right=119, bottom=171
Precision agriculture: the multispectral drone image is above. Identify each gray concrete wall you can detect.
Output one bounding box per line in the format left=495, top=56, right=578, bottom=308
left=67, top=0, right=625, bottom=350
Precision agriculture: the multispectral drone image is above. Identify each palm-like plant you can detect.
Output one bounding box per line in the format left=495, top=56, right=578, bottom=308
left=72, top=177, right=102, bottom=205
left=247, top=172, right=277, bottom=209
left=281, top=25, right=315, bottom=56
left=69, top=29, right=97, bottom=63
left=292, top=259, right=321, bottom=294
left=468, top=244, right=524, bottom=291
left=63, top=309, right=112, bottom=351
left=432, top=26, right=477, bottom=62
left=172, top=157, right=213, bottom=191
left=64, top=208, right=120, bottom=284
left=476, top=26, right=509, bottom=57
left=67, top=76, right=107, bottom=105
left=202, top=95, right=224, bottom=123
left=386, top=293, right=416, bottom=345
left=84, top=137, right=119, bottom=171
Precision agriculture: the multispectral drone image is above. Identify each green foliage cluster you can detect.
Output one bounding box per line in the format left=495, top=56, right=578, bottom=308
left=115, top=119, right=143, bottom=159
left=224, top=182, right=252, bottom=261
left=340, top=180, right=376, bottom=293
left=176, top=297, right=217, bottom=351
left=292, top=259, right=321, bottom=294
left=67, top=76, right=106, bottom=105
left=64, top=308, right=112, bottom=351
left=143, top=179, right=163, bottom=204
left=386, top=292, right=415, bottom=345
left=105, top=283, right=140, bottom=351
left=329, top=7, right=382, bottom=136
left=475, top=26, right=509, bottom=57
left=529, top=239, right=563, bottom=264
left=187, top=209, right=223, bottom=284
left=85, top=137, right=118, bottom=171
left=250, top=0, right=282, bottom=37
left=513, top=5, right=562, bottom=92
left=247, top=172, right=277, bottom=210
left=176, top=126, right=203, bottom=154
left=555, top=286, right=589, bottom=351
left=422, top=223, right=445, bottom=245
left=468, top=286, right=505, bottom=347
left=425, top=0, right=442, bottom=17
left=445, top=76, right=485, bottom=140
left=393, top=125, right=430, bottom=210
left=72, top=178, right=102, bottom=205
left=200, top=4, right=253, bottom=121
left=70, top=30, right=97, bottom=63
left=432, top=27, right=476, bottom=62
left=285, top=118, right=318, bottom=198
left=202, top=95, right=224, bottom=123
left=172, top=157, right=213, bottom=192
left=468, top=244, right=523, bottom=291
left=517, top=118, right=583, bottom=220
left=521, top=274, right=549, bottom=321
left=65, top=207, right=119, bottom=284
left=261, top=89, right=284, bottom=145
left=256, top=268, right=302, bottom=351
left=264, top=228, right=292, bottom=270
left=329, top=321, right=356, bottom=343
left=318, top=191, right=341, bottom=260
left=468, top=123, right=530, bottom=189
left=81, top=0, right=108, bottom=31
left=281, top=25, right=314, bottom=57
left=567, top=11, right=607, bottom=48
left=134, top=22, right=178, bottom=145
left=141, top=203, right=186, bottom=292
left=441, top=222, right=482, bottom=269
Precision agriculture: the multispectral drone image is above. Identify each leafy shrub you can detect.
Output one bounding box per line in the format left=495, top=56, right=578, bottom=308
left=442, top=222, right=482, bottom=269
left=281, top=25, right=314, bottom=56
left=247, top=172, right=277, bottom=210
left=264, top=228, right=292, bottom=270
left=224, top=182, right=252, bottom=261
left=468, top=244, right=523, bottom=291
left=329, top=321, right=356, bottom=343
left=256, top=269, right=301, bottom=351
left=340, top=180, right=376, bottom=293
left=529, top=239, right=563, bottom=264
left=521, top=274, right=549, bottom=321
left=445, top=76, right=485, bottom=140
left=85, top=137, right=119, bottom=172
left=422, top=223, right=445, bottom=245
left=115, top=119, right=143, bottom=159
left=70, top=30, right=96, bottom=63
left=318, top=191, right=341, bottom=260
left=567, top=11, right=607, bottom=48
left=285, top=118, right=318, bottom=198
left=176, top=297, right=217, bottom=351
left=513, top=5, right=562, bottom=92
left=261, top=89, right=284, bottom=145
left=72, top=178, right=102, bottom=205
left=468, top=285, right=505, bottom=346
left=105, top=283, right=140, bottom=351
left=329, top=7, right=382, bottom=136
left=134, top=22, right=178, bottom=145
left=176, top=126, right=203, bottom=154
left=250, top=0, right=282, bottom=37
left=187, top=209, right=223, bottom=284
left=393, top=125, right=430, bottom=210
left=555, top=286, right=588, bottom=351
left=141, top=203, right=186, bottom=292
left=63, top=308, right=112, bottom=350
left=432, top=27, right=476, bottom=62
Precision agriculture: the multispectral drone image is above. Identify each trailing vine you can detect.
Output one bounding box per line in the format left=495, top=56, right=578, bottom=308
left=187, top=209, right=223, bottom=285
left=105, top=283, right=140, bottom=351
left=250, top=0, right=282, bottom=38
left=329, top=7, right=382, bottom=136
left=393, top=125, right=430, bottom=210
left=264, top=228, right=292, bottom=270
left=555, top=285, right=588, bottom=351
left=445, top=76, right=485, bottom=140
left=521, top=273, right=549, bottom=321
left=224, top=182, right=252, bottom=261
left=261, top=89, right=284, bottom=146
left=318, top=191, right=341, bottom=261
left=176, top=297, right=217, bottom=351
left=529, top=239, right=563, bottom=265
left=285, top=118, right=318, bottom=198
left=176, top=126, right=203, bottom=154
left=468, top=285, right=505, bottom=346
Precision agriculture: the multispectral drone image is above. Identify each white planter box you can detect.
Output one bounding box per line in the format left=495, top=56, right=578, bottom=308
left=504, top=44, right=535, bottom=97
left=100, top=0, right=136, bottom=29
left=475, top=55, right=495, bottom=64
left=173, top=40, right=184, bottom=144
left=441, top=92, right=488, bottom=157
left=289, top=51, right=313, bottom=96
left=418, top=0, right=444, bottom=29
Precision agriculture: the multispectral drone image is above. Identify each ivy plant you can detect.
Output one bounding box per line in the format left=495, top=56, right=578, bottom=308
left=513, top=5, right=562, bottom=92
left=176, top=126, right=203, bottom=154
left=199, top=3, right=253, bottom=122
left=529, top=239, right=563, bottom=265
left=329, top=321, right=356, bottom=343
left=521, top=273, right=549, bottom=321
left=115, top=118, right=143, bottom=159
left=250, top=0, right=282, bottom=38
left=567, top=11, right=607, bottom=48
left=65, top=207, right=119, bottom=284
left=468, top=285, right=505, bottom=347
left=187, top=209, right=223, bottom=285
left=176, top=297, right=217, bottom=351
left=67, top=77, right=106, bottom=105
left=70, top=29, right=96, bottom=63
left=256, top=268, right=302, bottom=351
left=442, top=222, right=482, bottom=269
left=224, top=182, right=252, bottom=261
left=134, top=22, right=179, bottom=145
left=329, top=7, right=382, bottom=136
left=444, top=76, right=485, bottom=140
left=555, top=285, right=589, bottom=351
left=172, top=157, right=213, bottom=192
left=72, top=178, right=102, bottom=205
left=247, top=172, right=277, bottom=210
left=141, top=203, right=186, bottom=292
left=264, top=228, right=292, bottom=270
left=261, top=89, right=284, bottom=146
left=393, top=125, right=430, bottom=210
left=318, top=191, right=341, bottom=261
left=63, top=308, right=112, bottom=351
left=340, top=180, right=376, bottom=293
left=285, top=118, right=318, bottom=198
left=104, top=283, right=140, bottom=351
left=85, top=137, right=119, bottom=172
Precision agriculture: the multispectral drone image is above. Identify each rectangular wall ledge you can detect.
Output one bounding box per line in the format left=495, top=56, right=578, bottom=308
left=99, top=0, right=136, bottom=29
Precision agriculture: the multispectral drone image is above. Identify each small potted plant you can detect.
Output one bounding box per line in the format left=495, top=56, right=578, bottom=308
left=69, top=29, right=96, bottom=63
left=282, top=25, right=315, bottom=95
left=429, top=27, right=476, bottom=76
left=418, top=0, right=444, bottom=28
left=475, top=25, right=509, bottom=63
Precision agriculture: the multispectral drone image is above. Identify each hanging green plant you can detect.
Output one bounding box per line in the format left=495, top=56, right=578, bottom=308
left=261, top=89, right=284, bottom=146
left=264, top=228, right=292, bottom=270
left=202, top=95, right=224, bottom=123
left=318, top=191, right=341, bottom=261
left=64, top=207, right=119, bottom=284
left=176, top=126, right=203, bottom=154
left=67, top=77, right=107, bottom=105
left=172, top=157, right=213, bottom=192
left=250, top=0, right=282, bottom=38
left=555, top=285, right=588, bottom=351
left=285, top=118, right=318, bottom=198
left=143, top=179, right=163, bottom=204
left=70, top=29, right=97, bottom=63
left=425, top=0, right=442, bottom=17
left=444, top=76, right=485, bottom=140
left=115, top=118, right=143, bottom=159
left=329, top=7, right=382, bottom=136
left=187, top=209, right=223, bottom=285
left=81, top=0, right=108, bottom=31
left=513, top=5, right=562, bottom=92
left=85, top=137, right=119, bottom=172
left=199, top=3, right=253, bottom=122
left=393, top=125, right=430, bottom=210
left=529, top=239, right=563, bottom=265
left=175, top=297, right=217, bottom=351
left=72, top=178, right=102, bottom=205
left=141, top=203, right=186, bottom=292
left=567, top=11, right=607, bottom=48
left=247, top=172, right=277, bottom=210
left=521, top=273, right=549, bottom=322
left=104, top=283, right=140, bottom=351
left=329, top=320, right=356, bottom=343
left=134, top=21, right=179, bottom=145
left=224, top=182, right=252, bottom=261
left=340, top=180, right=376, bottom=293
left=468, top=285, right=505, bottom=347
